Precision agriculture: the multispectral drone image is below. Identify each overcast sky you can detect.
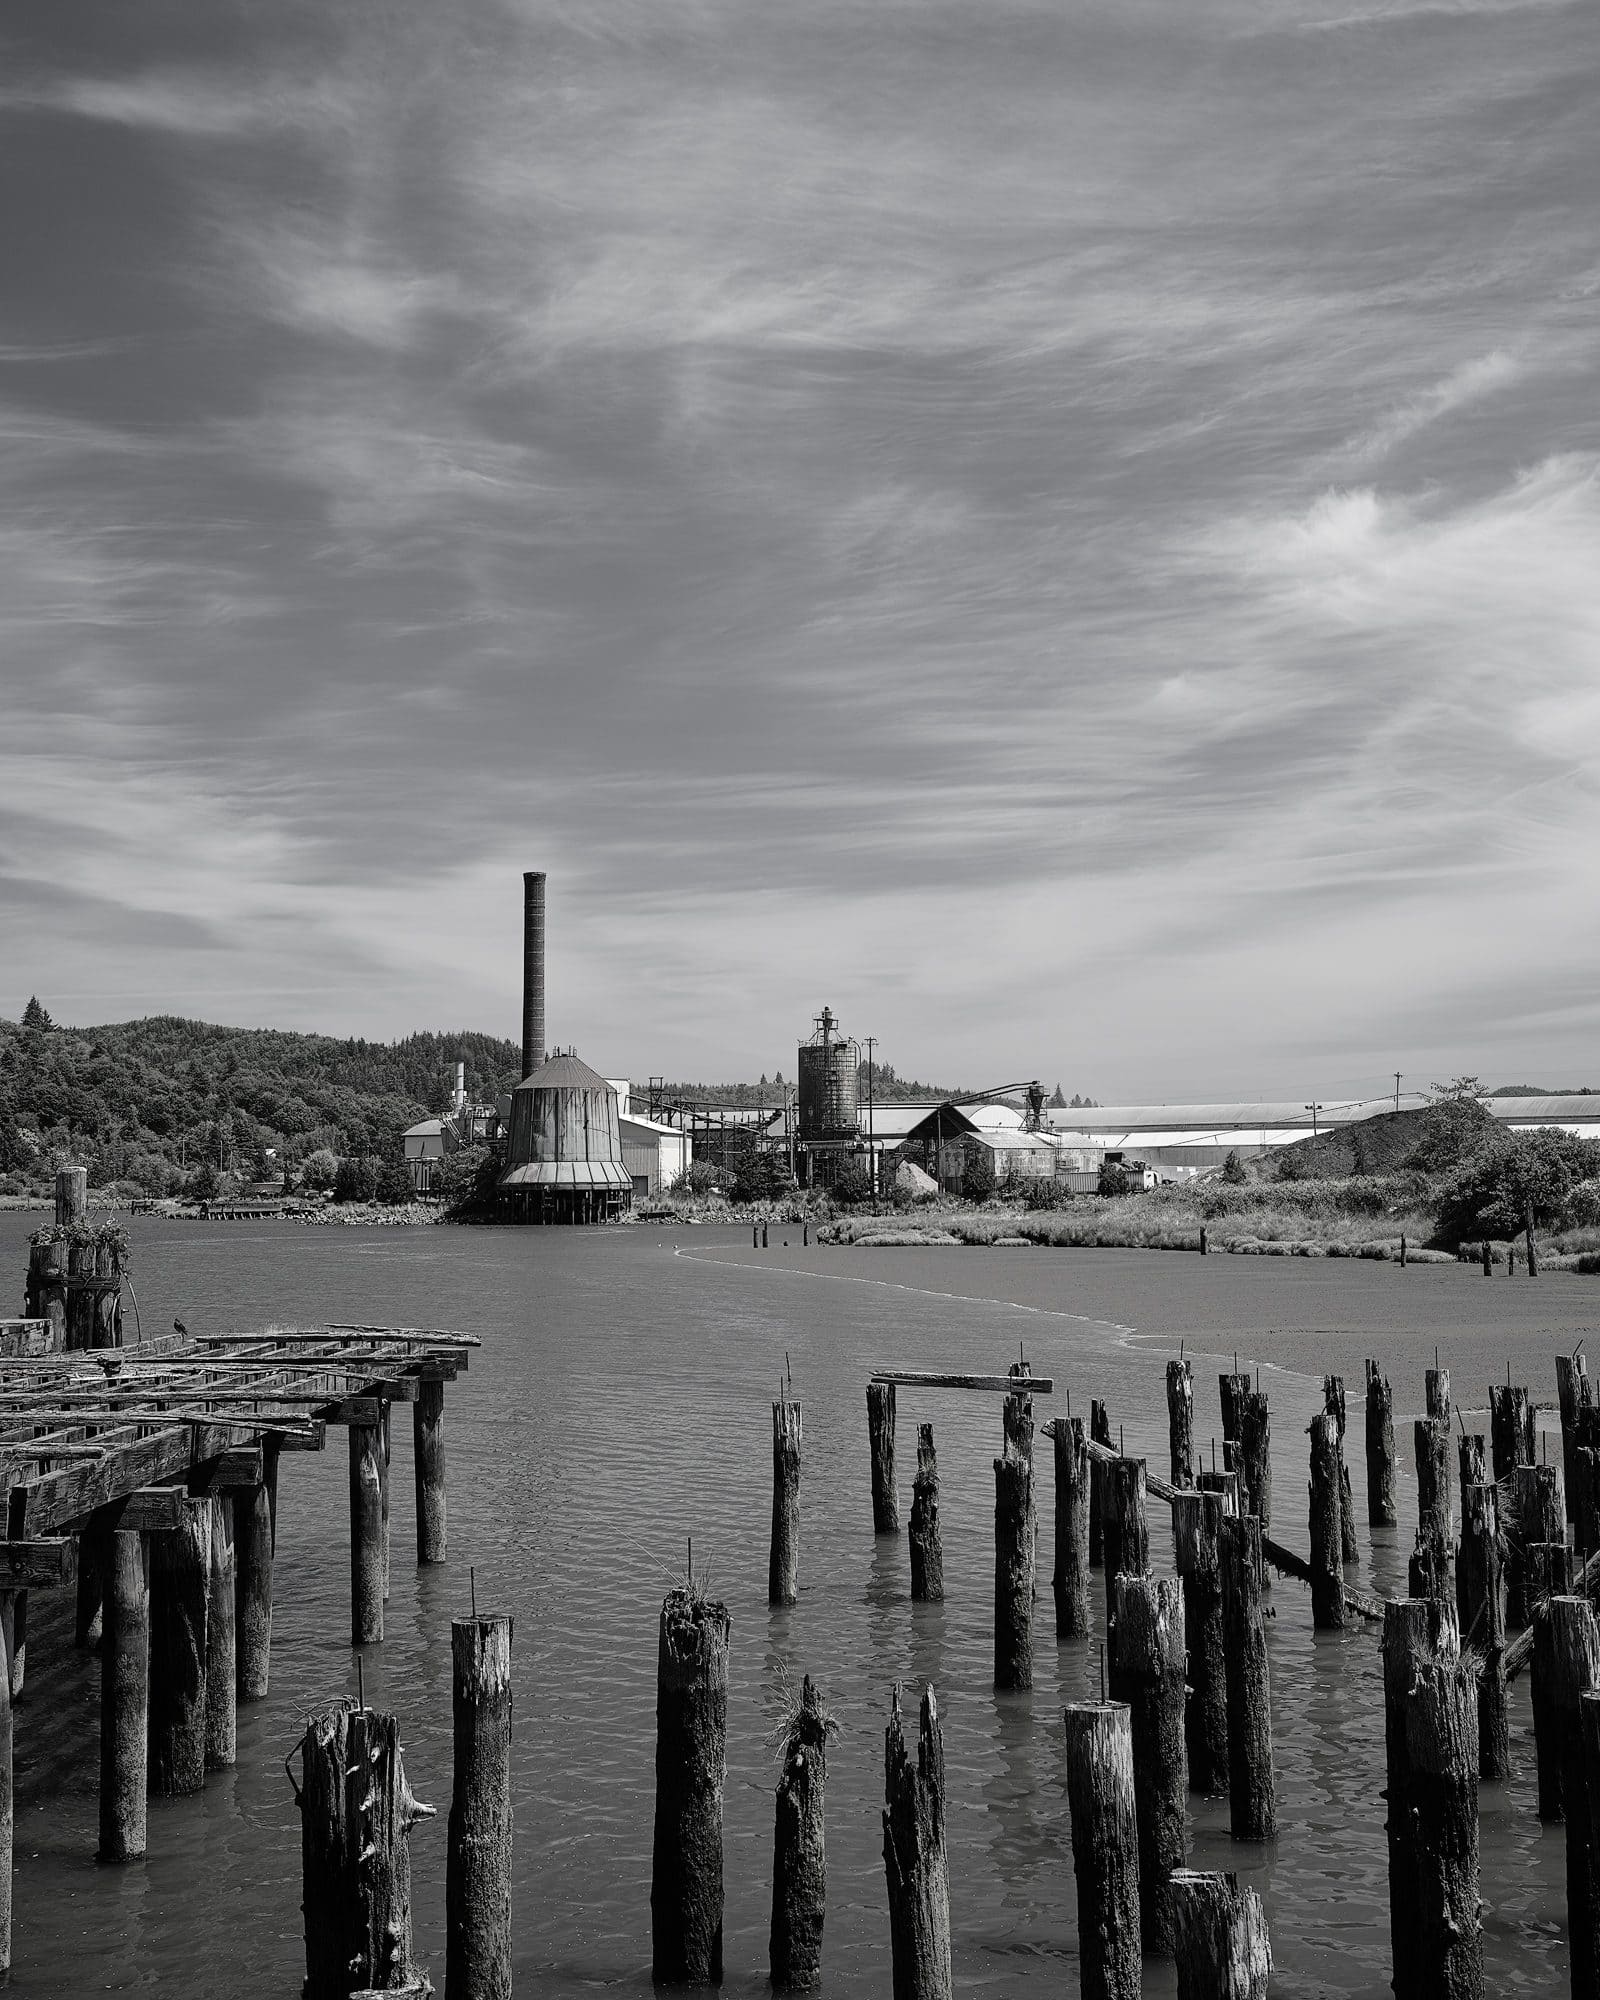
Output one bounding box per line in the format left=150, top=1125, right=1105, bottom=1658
left=3, top=0, right=1597, bottom=1099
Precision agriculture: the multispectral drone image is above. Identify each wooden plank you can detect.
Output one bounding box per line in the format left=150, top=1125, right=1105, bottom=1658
left=334, top=1396, right=381, bottom=1426
left=8, top=1418, right=307, bottom=1535
left=869, top=1369, right=1056, bottom=1394
left=0, top=1538, right=77, bottom=1587
left=274, top=1422, right=326, bottom=1451
left=323, top=1323, right=481, bottom=1346
left=109, top=1487, right=189, bottom=1533
left=0, top=1319, right=55, bottom=1359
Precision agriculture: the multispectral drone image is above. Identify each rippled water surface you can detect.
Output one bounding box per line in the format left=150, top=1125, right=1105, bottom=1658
left=0, top=1216, right=1593, bottom=1996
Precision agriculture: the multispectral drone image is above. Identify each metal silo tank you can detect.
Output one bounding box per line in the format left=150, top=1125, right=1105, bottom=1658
left=797, top=1007, right=861, bottom=1140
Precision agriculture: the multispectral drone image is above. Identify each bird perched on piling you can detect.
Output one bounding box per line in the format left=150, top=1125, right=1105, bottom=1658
left=173, top=1317, right=187, bottom=1335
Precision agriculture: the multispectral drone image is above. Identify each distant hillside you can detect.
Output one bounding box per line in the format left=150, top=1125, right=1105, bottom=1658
left=0, top=1006, right=522, bottom=1196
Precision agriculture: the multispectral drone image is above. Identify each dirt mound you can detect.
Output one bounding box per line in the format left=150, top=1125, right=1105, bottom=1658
left=1260, top=1098, right=1497, bottom=1179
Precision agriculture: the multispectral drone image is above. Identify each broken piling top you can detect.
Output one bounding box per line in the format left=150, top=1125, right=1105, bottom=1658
left=882, top=1683, right=951, bottom=2000
left=658, top=1585, right=732, bottom=1692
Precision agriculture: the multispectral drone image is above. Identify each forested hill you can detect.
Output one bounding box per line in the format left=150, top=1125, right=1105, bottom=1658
left=0, top=1006, right=522, bottom=1196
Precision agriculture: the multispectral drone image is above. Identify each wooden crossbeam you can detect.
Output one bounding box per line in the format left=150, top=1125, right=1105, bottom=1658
left=187, top=1446, right=264, bottom=1492
left=0, top=1539, right=77, bottom=1587
left=869, top=1369, right=1056, bottom=1394
left=1082, top=1435, right=1388, bottom=1624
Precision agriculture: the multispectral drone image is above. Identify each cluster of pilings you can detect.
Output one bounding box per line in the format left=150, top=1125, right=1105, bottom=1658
left=21, top=1168, right=124, bottom=1351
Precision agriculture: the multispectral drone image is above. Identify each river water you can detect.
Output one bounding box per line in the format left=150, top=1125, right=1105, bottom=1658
left=0, top=1214, right=1593, bottom=1996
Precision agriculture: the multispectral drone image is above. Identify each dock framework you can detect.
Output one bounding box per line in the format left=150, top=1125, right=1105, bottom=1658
left=0, top=1258, right=477, bottom=1975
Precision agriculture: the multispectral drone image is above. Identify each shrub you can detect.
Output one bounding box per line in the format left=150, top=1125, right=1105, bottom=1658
left=333, top=1155, right=380, bottom=1203
left=1098, top=1162, right=1131, bottom=1198
left=670, top=1160, right=720, bottom=1197
left=963, top=1148, right=998, bottom=1201
left=831, top=1160, right=876, bottom=1207
left=300, top=1147, right=339, bottom=1192
left=1221, top=1149, right=1247, bottom=1185
left=1435, top=1129, right=1600, bottom=1244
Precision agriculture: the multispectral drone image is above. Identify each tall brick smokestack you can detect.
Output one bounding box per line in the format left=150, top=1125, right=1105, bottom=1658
left=522, top=870, right=546, bottom=1080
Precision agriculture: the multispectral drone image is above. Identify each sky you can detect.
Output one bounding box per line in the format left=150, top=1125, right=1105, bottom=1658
left=2, top=0, right=1597, bottom=1101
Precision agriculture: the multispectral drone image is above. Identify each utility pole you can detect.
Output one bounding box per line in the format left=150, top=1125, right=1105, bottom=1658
left=1305, top=1101, right=1324, bottom=1138
left=1394, top=1072, right=1402, bottom=1112
left=864, top=1036, right=878, bottom=1209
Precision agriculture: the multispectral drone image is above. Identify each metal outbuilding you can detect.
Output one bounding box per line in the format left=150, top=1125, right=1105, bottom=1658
left=499, top=1050, right=632, bottom=1222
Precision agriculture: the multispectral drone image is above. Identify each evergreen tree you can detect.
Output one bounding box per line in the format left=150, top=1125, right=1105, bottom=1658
left=21, top=996, right=52, bottom=1031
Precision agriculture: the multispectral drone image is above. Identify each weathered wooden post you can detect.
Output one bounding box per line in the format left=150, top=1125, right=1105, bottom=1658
left=1173, top=1490, right=1227, bottom=1795
left=1308, top=1412, right=1345, bottom=1630
left=350, top=1419, right=384, bottom=1646
left=99, top=1528, right=149, bottom=1862
left=1382, top=1597, right=1457, bottom=2000
left=1323, top=1375, right=1357, bottom=1562
left=0, top=1593, right=11, bottom=1972
left=1062, top=1699, right=1139, bottom=2000
left=75, top=1524, right=105, bottom=1651
left=1489, top=1384, right=1534, bottom=1485
left=1457, top=1482, right=1508, bottom=1781
left=148, top=1496, right=210, bottom=1796
left=1509, top=1465, right=1563, bottom=1628
left=1557, top=1351, right=1592, bottom=1530
left=379, top=1398, right=392, bottom=1602
left=235, top=1437, right=278, bottom=1700
left=414, top=1376, right=447, bottom=1565
left=1168, top=1871, right=1271, bottom=2000
left=1089, top=1400, right=1111, bottom=1567
left=1220, top=1514, right=1274, bottom=1840
left=1111, top=1573, right=1186, bottom=1955
left=297, top=1701, right=435, bottom=1999
left=1528, top=1552, right=1575, bottom=1821
left=994, top=1446, right=1035, bottom=1691
left=770, top=1675, right=829, bottom=1992
left=1583, top=1694, right=1600, bottom=1983
left=1545, top=1596, right=1600, bottom=1987
left=770, top=1393, right=802, bottom=1607
left=1456, top=1433, right=1485, bottom=1491
left=205, top=1495, right=236, bottom=1770
left=1003, top=1361, right=1034, bottom=1464
left=1051, top=1416, right=1089, bottom=1639
left=1103, top=1457, right=1150, bottom=1636
left=446, top=1615, right=513, bottom=2000
left=1406, top=1657, right=1483, bottom=1997
left=882, top=1683, right=951, bottom=2000
left=56, top=1164, right=88, bottom=1226
left=4, top=1594, right=23, bottom=1705
left=909, top=1425, right=944, bottom=1604
left=1237, top=1386, right=1271, bottom=1542
left=1167, top=1357, right=1194, bottom=1489
left=651, top=1586, right=730, bottom=1986
left=1366, top=1359, right=1398, bottom=1528
left=1414, top=1417, right=1452, bottom=1578
left=868, top=1381, right=899, bottom=1534
left=1219, top=1371, right=1250, bottom=1510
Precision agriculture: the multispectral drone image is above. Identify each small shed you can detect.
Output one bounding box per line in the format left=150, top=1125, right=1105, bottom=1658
left=619, top=1114, right=691, bottom=1199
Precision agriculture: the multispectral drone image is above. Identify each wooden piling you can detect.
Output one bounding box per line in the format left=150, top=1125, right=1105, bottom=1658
left=651, top=1586, right=730, bottom=1987
left=1530, top=1577, right=1577, bottom=1823
left=1173, top=1490, right=1228, bottom=1796
left=1089, top=1400, right=1111, bottom=1567
left=1458, top=1433, right=1486, bottom=1490
left=76, top=1523, right=105, bottom=1651
left=1110, top=1573, right=1187, bottom=1955
left=414, top=1377, right=447, bottom=1565
left=148, top=1496, right=210, bottom=1797
left=1414, top=1417, right=1452, bottom=1561
left=1103, top=1457, right=1150, bottom=1636
left=909, top=1425, right=944, bottom=1604
left=1489, top=1385, right=1534, bottom=1485
left=1457, top=1482, right=1508, bottom=1781
left=1051, top=1416, right=1089, bottom=1638
left=867, top=1382, right=899, bottom=1535
left=882, top=1684, right=952, bottom=2000
left=994, top=1448, right=1035, bottom=1691
left=0, top=1595, right=10, bottom=1972
left=1323, top=1376, right=1357, bottom=1562
left=770, top=1394, right=802, bottom=1607
left=235, top=1439, right=277, bottom=1701
left=770, top=1674, right=828, bottom=1992
left=1557, top=1352, right=1592, bottom=1530
left=1220, top=1514, right=1274, bottom=1840
left=1406, top=1658, right=1483, bottom=1998
left=1168, top=1871, right=1271, bottom=2000
left=1003, top=1361, right=1034, bottom=1465
left=98, top=1528, right=149, bottom=1863
left=1580, top=1691, right=1600, bottom=1995
left=1219, top=1371, right=1249, bottom=1512
left=4, top=1593, right=25, bottom=1705
left=297, top=1701, right=435, bottom=1999
left=1062, top=1701, right=1140, bottom=2000
left=1237, top=1387, right=1271, bottom=1540
left=1509, top=1465, right=1563, bottom=1628
left=1365, top=1360, right=1397, bottom=1528
left=446, top=1615, right=513, bottom=2000
left=1308, top=1411, right=1345, bottom=1631
left=1167, top=1357, right=1194, bottom=1490
left=350, top=1420, right=384, bottom=1646
left=205, top=1495, right=236, bottom=1770
left=379, top=1398, right=392, bottom=1602
left=1545, top=1596, right=1600, bottom=1986
left=1381, top=1596, right=1459, bottom=2000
